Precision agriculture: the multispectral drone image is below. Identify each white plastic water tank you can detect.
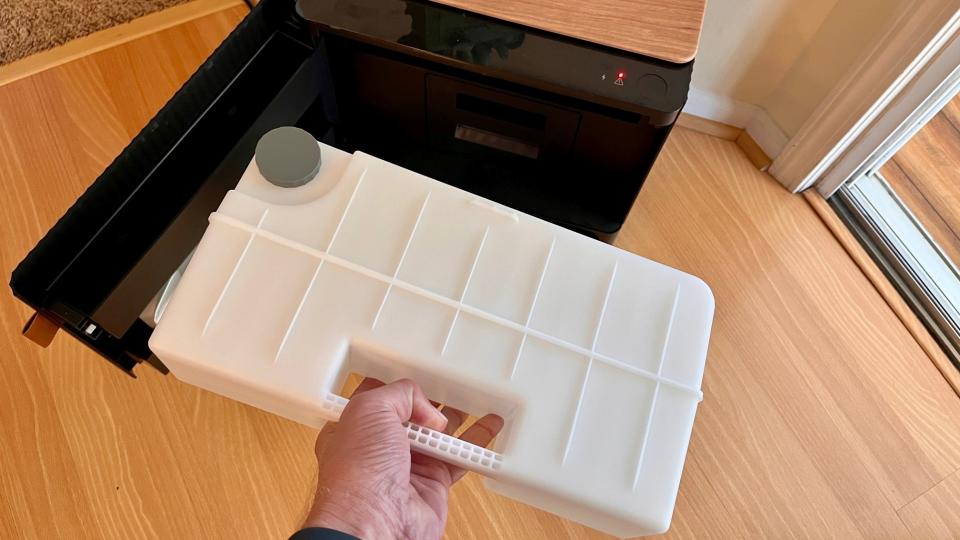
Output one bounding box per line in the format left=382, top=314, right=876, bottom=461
left=150, top=128, right=714, bottom=538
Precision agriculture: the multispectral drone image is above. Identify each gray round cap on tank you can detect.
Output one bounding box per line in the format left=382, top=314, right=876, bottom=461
left=255, top=127, right=322, bottom=188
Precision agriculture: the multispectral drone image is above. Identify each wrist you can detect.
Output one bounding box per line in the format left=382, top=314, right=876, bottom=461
left=304, top=485, right=398, bottom=539
left=302, top=511, right=370, bottom=539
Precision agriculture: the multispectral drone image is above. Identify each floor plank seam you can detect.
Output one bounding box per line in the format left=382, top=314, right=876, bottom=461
left=895, top=464, right=960, bottom=513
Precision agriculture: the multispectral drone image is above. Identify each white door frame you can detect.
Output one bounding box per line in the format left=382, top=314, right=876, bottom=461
left=817, top=23, right=960, bottom=196
left=768, top=1, right=960, bottom=194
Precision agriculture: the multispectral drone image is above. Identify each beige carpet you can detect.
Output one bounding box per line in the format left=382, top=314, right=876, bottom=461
left=0, top=0, right=192, bottom=66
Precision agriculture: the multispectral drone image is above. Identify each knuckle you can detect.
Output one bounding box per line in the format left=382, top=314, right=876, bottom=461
left=392, top=378, right=414, bottom=390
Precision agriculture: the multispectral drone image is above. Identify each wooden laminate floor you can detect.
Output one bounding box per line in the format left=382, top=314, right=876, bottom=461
left=882, top=96, right=960, bottom=266
left=2, top=5, right=960, bottom=539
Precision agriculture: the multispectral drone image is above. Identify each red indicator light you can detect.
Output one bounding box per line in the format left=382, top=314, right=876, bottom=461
left=617, top=71, right=625, bottom=78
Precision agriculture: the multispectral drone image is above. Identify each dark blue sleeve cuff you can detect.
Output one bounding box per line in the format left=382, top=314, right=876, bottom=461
left=289, top=527, right=360, bottom=540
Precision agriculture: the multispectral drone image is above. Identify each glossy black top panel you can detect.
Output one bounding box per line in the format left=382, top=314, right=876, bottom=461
left=296, top=0, right=691, bottom=116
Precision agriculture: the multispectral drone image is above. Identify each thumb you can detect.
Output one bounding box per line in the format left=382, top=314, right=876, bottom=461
left=345, top=379, right=448, bottom=432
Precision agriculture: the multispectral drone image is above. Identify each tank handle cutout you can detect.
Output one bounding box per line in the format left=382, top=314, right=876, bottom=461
left=322, top=340, right=519, bottom=478
left=318, top=391, right=506, bottom=476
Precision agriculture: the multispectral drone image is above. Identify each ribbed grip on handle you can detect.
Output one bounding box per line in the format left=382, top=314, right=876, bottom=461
left=322, top=393, right=505, bottom=476
left=404, top=422, right=504, bottom=474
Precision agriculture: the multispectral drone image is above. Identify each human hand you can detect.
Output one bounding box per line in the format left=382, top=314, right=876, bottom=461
left=303, top=378, right=504, bottom=539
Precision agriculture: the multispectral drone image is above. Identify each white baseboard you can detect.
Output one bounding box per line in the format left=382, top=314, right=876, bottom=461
left=745, top=109, right=790, bottom=161
left=685, top=87, right=790, bottom=160
left=684, top=87, right=761, bottom=128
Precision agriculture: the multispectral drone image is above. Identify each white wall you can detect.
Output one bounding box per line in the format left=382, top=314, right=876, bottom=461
left=687, top=0, right=908, bottom=156
left=762, top=0, right=907, bottom=136
left=691, top=0, right=838, bottom=113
